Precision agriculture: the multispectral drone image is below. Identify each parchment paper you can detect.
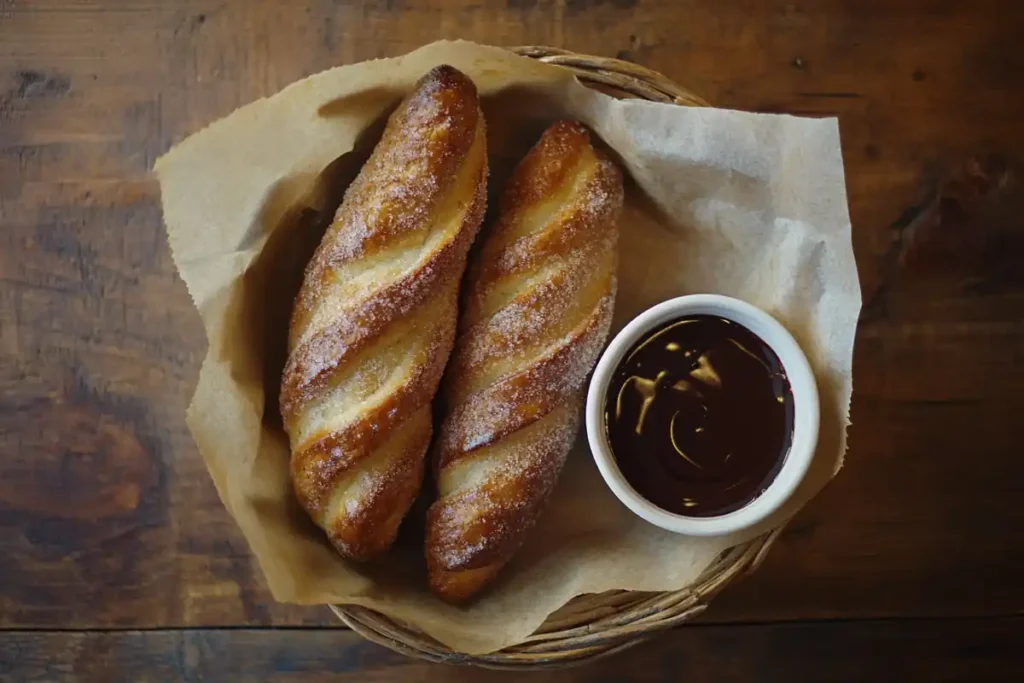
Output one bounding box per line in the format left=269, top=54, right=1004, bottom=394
left=155, top=40, right=860, bottom=655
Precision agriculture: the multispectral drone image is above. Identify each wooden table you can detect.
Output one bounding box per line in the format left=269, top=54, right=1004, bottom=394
left=2, top=1, right=1023, bottom=680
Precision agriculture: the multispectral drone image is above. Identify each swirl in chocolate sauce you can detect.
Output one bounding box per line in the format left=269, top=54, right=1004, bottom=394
left=604, top=315, right=794, bottom=517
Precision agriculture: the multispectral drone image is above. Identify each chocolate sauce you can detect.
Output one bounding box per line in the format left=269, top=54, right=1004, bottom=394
left=604, top=315, right=794, bottom=517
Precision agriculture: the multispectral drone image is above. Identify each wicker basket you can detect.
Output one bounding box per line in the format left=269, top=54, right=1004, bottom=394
left=333, top=46, right=781, bottom=669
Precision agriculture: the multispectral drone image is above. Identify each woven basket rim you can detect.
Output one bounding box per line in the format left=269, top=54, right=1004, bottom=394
left=333, top=46, right=781, bottom=669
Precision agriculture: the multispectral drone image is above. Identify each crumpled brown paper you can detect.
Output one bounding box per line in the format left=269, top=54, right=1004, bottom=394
left=155, top=40, right=860, bottom=655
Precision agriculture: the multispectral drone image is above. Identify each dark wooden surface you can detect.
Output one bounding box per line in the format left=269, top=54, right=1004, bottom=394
left=2, top=0, right=1023, bottom=680
left=6, top=619, right=1024, bottom=682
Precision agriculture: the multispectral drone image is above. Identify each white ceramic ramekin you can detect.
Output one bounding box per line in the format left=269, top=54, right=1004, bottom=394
left=585, top=294, right=819, bottom=536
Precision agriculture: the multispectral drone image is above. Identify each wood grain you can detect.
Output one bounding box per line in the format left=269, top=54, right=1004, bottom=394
left=1, top=0, right=1023, bottom=664
left=4, top=618, right=1024, bottom=681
